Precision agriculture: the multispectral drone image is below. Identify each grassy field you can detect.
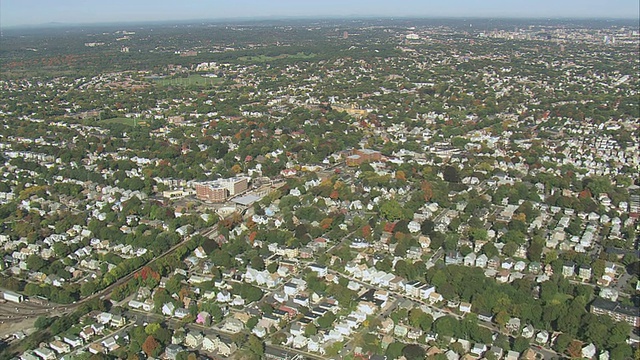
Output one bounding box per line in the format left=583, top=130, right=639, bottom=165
left=100, top=117, right=145, bottom=126
left=154, top=74, right=222, bottom=87
left=237, top=52, right=316, bottom=62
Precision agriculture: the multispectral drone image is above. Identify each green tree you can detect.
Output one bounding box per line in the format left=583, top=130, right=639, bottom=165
left=512, top=336, right=530, bottom=353
left=386, top=341, right=405, bottom=360
left=317, top=312, right=337, bottom=329
left=402, top=344, right=426, bottom=360
left=246, top=334, right=264, bottom=357
left=433, top=316, right=457, bottom=338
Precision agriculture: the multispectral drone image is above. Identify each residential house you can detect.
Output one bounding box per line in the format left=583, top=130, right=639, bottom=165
left=505, top=350, right=520, bottom=360
left=202, top=337, right=217, bottom=352
left=111, top=314, right=126, bottom=327
left=582, top=343, right=597, bottom=359
left=394, top=324, right=409, bottom=338
left=470, top=343, right=487, bottom=357
left=49, top=341, right=70, bottom=354
left=445, top=251, right=463, bottom=265
left=464, top=252, right=476, bottom=267
left=506, top=318, right=521, bottom=333
left=19, top=352, right=38, bottom=360
left=63, top=335, right=83, bottom=348
left=252, top=324, right=267, bottom=338
left=196, top=311, right=210, bottom=326
left=292, top=335, right=307, bottom=349
left=308, top=263, right=328, bottom=277
left=521, top=324, right=535, bottom=339
left=217, top=340, right=236, bottom=357
left=475, top=254, right=488, bottom=268
left=478, top=312, right=493, bottom=323
left=88, top=343, right=105, bottom=355
left=96, top=312, right=112, bottom=325
left=307, top=335, right=323, bottom=353
left=101, top=337, right=119, bottom=353
left=33, top=347, right=56, bottom=360
left=162, top=302, right=176, bottom=316
left=290, top=322, right=304, bottom=337
left=428, top=292, right=443, bottom=304
left=489, top=346, right=504, bottom=360
left=487, top=256, right=500, bottom=270
left=459, top=302, right=472, bottom=314
left=535, top=330, right=549, bottom=344
left=562, top=262, right=575, bottom=277
left=185, top=331, right=204, bottom=349
left=579, top=264, right=592, bottom=281
left=165, top=344, right=184, bottom=360
left=379, top=318, right=395, bottom=334
left=174, top=307, right=190, bottom=319
left=223, top=318, right=244, bottom=333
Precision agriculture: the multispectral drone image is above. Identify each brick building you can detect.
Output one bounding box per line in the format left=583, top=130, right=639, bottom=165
left=590, top=297, right=640, bottom=327
left=345, top=148, right=382, bottom=166
left=195, top=177, right=249, bottom=203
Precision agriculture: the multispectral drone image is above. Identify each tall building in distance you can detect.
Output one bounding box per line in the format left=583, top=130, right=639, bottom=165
left=343, top=31, right=349, bottom=39
left=195, top=177, right=249, bottom=203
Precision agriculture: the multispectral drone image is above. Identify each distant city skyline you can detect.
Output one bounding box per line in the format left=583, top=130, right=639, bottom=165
left=1, top=0, right=639, bottom=28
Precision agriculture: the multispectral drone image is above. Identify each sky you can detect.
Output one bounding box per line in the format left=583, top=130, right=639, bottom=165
left=1, top=0, right=639, bottom=28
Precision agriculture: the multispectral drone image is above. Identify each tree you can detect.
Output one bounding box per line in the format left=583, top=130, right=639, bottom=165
left=246, top=316, right=259, bottom=330
left=250, top=255, right=265, bottom=271
left=421, top=219, right=435, bottom=235
left=386, top=341, right=405, bottom=360
left=421, top=181, right=434, bottom=201
left=317, top=312, right=336, bottom=329
left=512, top=336, right=530, bottom=353
left=142, top=335, right=160, bottom=357
left=408, top=308, right=426, bottom=328
left=266, top=262, right=278, bottom=273
left=609, top=344, right=633, bottom=359
left=433, top=316, right=457, bottom=338
left=380, top=200, right=409, bottom=221
left=553, top=333, right=572, bottom=353
left=246, top=334, right=264, bottom=357
left=304, top=323, right=318, bottom=337
left=502, top=242, right=518, bottom=257
left=272, top=332, right=287, bottom=345
left=481, top=243, right=499, bottom=258
left=566, top=340, right=583, bottom=359
left=402, top=344, right=426, bottom=360
left=443, top=166, right=460, bottom=183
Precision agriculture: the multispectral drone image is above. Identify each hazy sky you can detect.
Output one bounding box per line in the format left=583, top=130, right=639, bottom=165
left=1, top=0, right=639, bottom=27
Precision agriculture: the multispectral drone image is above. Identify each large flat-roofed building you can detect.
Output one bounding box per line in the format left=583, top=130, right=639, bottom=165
left=195, top=177, right=249, bottom=203
left=345, top=148, right=382, bottom=166
left=590, top=297, right=640, bottom=327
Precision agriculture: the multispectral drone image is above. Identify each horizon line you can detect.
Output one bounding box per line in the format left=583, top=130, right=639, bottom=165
left=2, top=14, right=639, bottom=30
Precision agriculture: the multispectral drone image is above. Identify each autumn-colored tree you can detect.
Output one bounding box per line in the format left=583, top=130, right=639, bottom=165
left=567, top=340, right=583, bottom=358
left=330, top=190, right=339, bottom=199
left=396, top=170, right=406, bottom=181
left=319, top=217, right=333, bottom=230
left=142, top=335, right=160, bottom=357
left=578, top=188, right=592, bottom=199
left=178, top=288, right=190, bottom=302
left=362, top=225, right=372, bottom=238
left=421, top=181, right=433, bottom=202
left=231, top=164, right=242, bottom=174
